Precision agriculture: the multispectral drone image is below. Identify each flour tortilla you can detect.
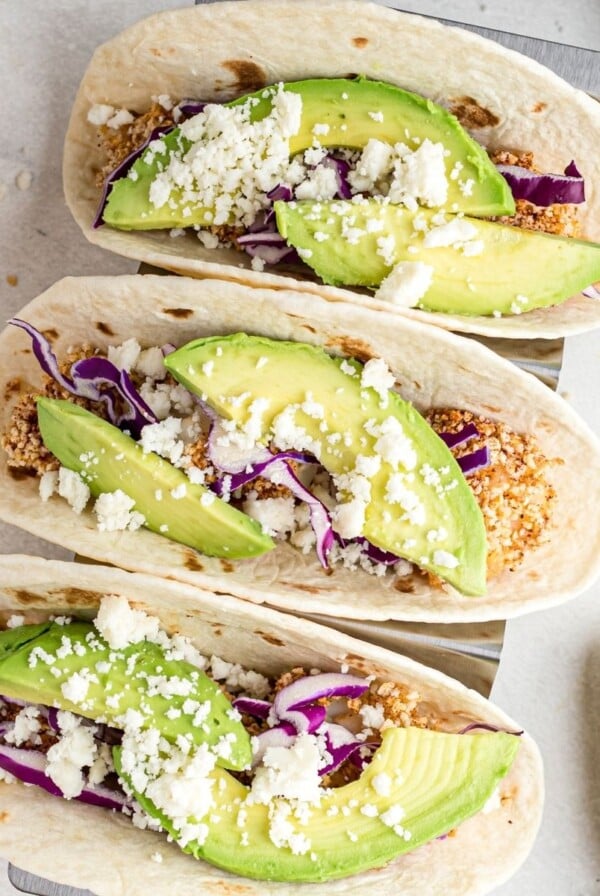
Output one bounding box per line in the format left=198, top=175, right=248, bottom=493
left=63, top=0, right=600, bottom=339
left=0, top=553, right=542, bottom=896
left=1, top=274, right=600, bottom=622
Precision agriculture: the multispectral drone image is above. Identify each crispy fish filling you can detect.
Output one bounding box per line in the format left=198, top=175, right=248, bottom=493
left=2, top=343, right=556, bottom=580
left=427, top=408, right=557, bottom=578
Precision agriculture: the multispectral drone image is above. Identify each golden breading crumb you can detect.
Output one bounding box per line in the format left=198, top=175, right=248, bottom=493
left=347, top=681, right=433, bottom=731
left=273, top=667, right=307, bottom=693
left=2, top=393, right=59, bottom=475
left=427, top=408, right=557, bottom=577
left=490, top=149, right=580, bottom=237
left=95, top=103, right=176, bottom=187
left=2, top=345, right=109, bottom=476
left=183, top=436, right=295, bottom=499
left=182, top=435, right=218, bottom=486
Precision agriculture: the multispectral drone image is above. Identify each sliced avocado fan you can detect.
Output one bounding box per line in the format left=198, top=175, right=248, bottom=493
left=0, top=622, right=251, bottom=771
left=275, top=199, right=600, bottom=316
left=165, top=334, right=488, bottom=595
left=36, top=398, right=274, bottom=560
left=103, top=77, right=514, bottom=230
left=115, top=726, right=519, bottom=882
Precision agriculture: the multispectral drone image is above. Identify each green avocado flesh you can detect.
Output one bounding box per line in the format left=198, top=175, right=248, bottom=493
left=102, top=77, right=514, bottom=230
left=0, top=622, right=251, bottom=771
left=165, top=334, right=487, bottom=595
left=115, top=726, right=519, bottom=882
left=276, top=199, right=600, bottom=316
left=36, top=398, right=274, bottom=560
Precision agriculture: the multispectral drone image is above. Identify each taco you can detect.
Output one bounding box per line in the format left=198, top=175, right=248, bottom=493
left=1, top=274, right=599, bottom=624
left=63, top=0, right=600, bottom=339
left=0, top=553, right=542, bottom=894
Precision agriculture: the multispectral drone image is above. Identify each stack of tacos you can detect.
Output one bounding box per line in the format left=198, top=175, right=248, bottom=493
left=1, top=1, right=599, bottom=892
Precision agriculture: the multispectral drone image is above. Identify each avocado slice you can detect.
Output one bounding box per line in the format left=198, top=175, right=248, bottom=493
left=115, top=726, right=519, bottom=881
left=275, top=199, right=600, bottom=316
left=165, top=335, right=487, bottom=595
left=36, top=398, right=274, bottom=560
left=103, top=78, right=514, bottom=230
left=0, top=622, right=251, bottom=771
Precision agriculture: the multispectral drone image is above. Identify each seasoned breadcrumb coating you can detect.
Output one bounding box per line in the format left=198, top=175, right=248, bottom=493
left=427, top=408, right=557, bottom=577
left=95, top=102, right=176, bottom=188
left=2, top=346, right=108, bottom=475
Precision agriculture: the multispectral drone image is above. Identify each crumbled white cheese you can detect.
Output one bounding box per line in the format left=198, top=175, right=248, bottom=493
left=95, top=594, right=160, bottom=649
left=87, top=104, right=116, bottom=126
left=432, top=549, right=460, bottom=569
left=250, top=733, right=323, bottom=805
left=242, top=493, right=296, bottom=537
left=6, top=614, right=25, bottom=629
left=422, top=218, right=478, bottom=249
left=45, top=712, right=98, bottom=799
left=135, top=347, right=167, bottom=381
left=107, top=338, right=141, bottom=372
left=295, top=165, right=339, bottom=201
left=372, top=772, right=392, bottom=796
left=374, top=261, right=434, bottom=307
left=360, top=358, right=395, bottom=408
left=93, top=490, right=145, bottom=532
left=5, top=706, right=41, bottom=746
left=56, top=467, right=91, bottom=515
left=366, top=416, right=417, bottom=471
left=359, top=703, right=385, bottom=730
left=385, top=474, right=426, bottom=525
left=388, top=139, right=448, bottom=210
left=39, top=470, right=59, bottom=502
left=139, top=416, right=184, bottom=466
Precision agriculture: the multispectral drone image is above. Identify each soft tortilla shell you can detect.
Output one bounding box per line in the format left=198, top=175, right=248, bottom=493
left=0, top=553, right=542, bottom=896
left=63, top=0, right=600, bottom=339
left=0, top=274, right=599, bottom=622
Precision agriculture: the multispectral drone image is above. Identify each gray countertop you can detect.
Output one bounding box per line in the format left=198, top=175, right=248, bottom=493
left=0, top=1, right=599, bottom=893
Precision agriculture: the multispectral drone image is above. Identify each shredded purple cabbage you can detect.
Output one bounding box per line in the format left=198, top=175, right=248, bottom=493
left=457, top=445, right=491, bottom=475
left=496, top=160, right=585, bottom=206
left=9, top=319, right=158, bottom=439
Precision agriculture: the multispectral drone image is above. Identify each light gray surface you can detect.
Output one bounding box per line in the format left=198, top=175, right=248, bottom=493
left=0, top=1, right=599, bottom=894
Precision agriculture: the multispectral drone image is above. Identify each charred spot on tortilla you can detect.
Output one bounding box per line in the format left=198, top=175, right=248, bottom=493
left=162, top=307, right=194, bottom=319
left=220, top=559, right=235, bottom=573
left=352, top=36, right=369, bottom=47
left=41, top=328, right=59, bottom=343
left=6, top=468, right=33, bottom=481
left=183, top=550, right=204, bottom=572
left=3, top=378, right=22, bottom=401
left=254, top=630, right=286, bottom=648
left=325, top=335, right=376, bottom=363
left=221, top=59, right=268, bottom=95
left=95, top=321, right=115, bottom=336
left=449, top=96, right=500, bottom=129
left=532, top=102, right=547, bottom=113
left=394, top=578, right=416, bottom=593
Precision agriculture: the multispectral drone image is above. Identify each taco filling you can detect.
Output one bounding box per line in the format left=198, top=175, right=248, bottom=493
left=2, top=324, right=556, bottom=596
left=89, top=78, right=600, bottom=317
left=0, top=596, right=521, bottom=882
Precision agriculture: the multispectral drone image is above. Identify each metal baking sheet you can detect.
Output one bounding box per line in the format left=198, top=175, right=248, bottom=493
left=9, top=6, right=596, bottom=894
